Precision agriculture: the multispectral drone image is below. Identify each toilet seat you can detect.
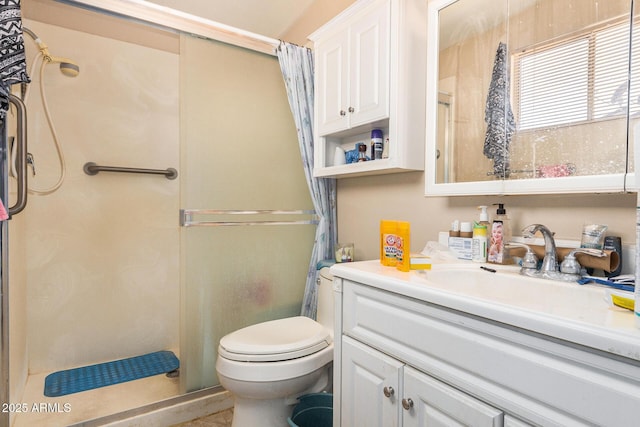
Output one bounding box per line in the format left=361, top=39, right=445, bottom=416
left=218, top=316, right=331, bottom=362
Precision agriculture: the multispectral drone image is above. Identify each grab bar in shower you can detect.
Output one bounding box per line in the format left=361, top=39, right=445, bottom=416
left=180, top=209, right=319, bottom=227
left=83, top=162, right=178, bottom=180
left=8, top=95, right=28, bottom=217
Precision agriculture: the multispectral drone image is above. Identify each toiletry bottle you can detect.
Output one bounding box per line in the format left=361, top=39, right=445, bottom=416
left=382, top=137, right=390, bottom=159
left=472, top=222, right=488, bottom=263
left=357, top=144, right=368, bottom=162
left=460, top=222, right=473, bottom=238
left=449, top=220, right=460, bottom=237
left=371, top=129, right=383, bottom=160
left=396, top=221, right=411, bottom=272
left=488, top=203, right=511, bottom=264
left=380, top=220, right=398, bottom=266
left=477, top=206, right=490, bottom=228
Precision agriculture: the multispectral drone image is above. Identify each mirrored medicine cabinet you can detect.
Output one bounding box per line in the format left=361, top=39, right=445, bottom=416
left=425, top=0, right=640, bottom=195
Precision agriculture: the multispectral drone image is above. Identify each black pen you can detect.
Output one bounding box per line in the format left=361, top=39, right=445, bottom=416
left=480, top=266, right=496, bottom=273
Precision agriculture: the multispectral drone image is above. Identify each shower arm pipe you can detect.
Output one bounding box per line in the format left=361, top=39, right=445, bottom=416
left=83, top=162, right=178, bottom=180
left=7, top=95, right=28, bottom=217
left=56, top=0, right=281, bottom=56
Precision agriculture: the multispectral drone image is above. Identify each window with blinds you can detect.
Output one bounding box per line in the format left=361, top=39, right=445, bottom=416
left=513, top=19, right=636, bottom=131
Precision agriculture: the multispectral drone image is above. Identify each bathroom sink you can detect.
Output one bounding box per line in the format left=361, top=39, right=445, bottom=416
left=332, top=260, right=639, bottom=365
left=416, top=264, right=608, bottom=316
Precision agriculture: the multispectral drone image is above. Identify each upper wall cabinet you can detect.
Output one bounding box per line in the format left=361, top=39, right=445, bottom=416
left=425, top=0, right=637, bottom=195
left=310, top=0, right=427, bottom=178
left=315, top=1, right=389, bottom=136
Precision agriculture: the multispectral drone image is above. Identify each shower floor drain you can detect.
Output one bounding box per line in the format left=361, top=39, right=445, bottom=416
left=44, top=350, right=180, bottom=397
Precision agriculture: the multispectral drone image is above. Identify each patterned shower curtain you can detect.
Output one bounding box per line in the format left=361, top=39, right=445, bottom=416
left=276, top=41, right=337, bottom=319
left=0, top=0, right=30, bottom=120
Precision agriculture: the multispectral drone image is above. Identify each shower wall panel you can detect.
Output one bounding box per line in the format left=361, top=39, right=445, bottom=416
left=22, top=19, right=180, bottom=374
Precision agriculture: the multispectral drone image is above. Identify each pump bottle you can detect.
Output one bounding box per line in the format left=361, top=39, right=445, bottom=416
left=477, top=206, right=490, bottom=228
left=488, top=203, right=511, bottom=264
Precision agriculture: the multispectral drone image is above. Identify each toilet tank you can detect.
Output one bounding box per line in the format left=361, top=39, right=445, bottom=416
left=316, top=267, right=334, bottom=337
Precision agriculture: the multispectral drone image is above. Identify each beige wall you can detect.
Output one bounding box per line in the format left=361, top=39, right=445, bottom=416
left=337, top=173, right=636, bottom=262
left=281, top=0, right=356, bottom=46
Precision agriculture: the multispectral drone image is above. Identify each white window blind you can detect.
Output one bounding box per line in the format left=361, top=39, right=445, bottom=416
left=514, top=19, right=635, bottom=131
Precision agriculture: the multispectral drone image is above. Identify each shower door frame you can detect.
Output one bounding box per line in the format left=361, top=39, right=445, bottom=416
left=1, top=118, right=10, bottom=427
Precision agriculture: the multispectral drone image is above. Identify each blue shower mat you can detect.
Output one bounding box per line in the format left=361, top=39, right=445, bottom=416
left=44, top=350, right=179, bottom=397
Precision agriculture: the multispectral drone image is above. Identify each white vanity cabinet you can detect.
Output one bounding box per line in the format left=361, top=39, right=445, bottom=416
left=309, top=0, right=427, bottom=178
left=341, top=336, right=401, bottom=426
left=331, top=262, right=640, bottom=427
left=342, top=336, right=503, bottom=426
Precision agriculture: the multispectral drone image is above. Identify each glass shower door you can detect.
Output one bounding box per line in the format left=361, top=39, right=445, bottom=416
left=179, top=34, right=316, bottom=392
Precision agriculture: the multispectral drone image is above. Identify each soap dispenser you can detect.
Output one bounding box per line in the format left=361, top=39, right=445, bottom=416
left=477, top=206, right=490, bottom=228
left=488, top=203, right=511, bottom=264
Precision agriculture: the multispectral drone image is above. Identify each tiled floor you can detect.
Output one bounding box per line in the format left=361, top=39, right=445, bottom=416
left=172, top=408, right=233, bottom=427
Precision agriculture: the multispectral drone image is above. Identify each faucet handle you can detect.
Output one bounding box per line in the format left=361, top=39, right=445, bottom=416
left=559, top=248, right=606, bottom=275
left=506, top=242, right=538, bottom=269
left=567, top=248, right=606, bottom=258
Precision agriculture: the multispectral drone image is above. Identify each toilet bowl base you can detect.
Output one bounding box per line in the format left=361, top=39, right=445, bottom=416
left=222, top=364, right=332, bottom=427
left=231, top=396, right=292, bottom=427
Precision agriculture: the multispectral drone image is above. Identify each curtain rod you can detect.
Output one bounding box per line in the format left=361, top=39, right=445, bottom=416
left=55, top=0, right=281, bottom=56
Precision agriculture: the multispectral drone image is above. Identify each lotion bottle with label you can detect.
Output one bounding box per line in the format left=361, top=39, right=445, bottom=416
left=472, top=222, right=488, bottom=263
left=488, top=203, right=511, bottom=264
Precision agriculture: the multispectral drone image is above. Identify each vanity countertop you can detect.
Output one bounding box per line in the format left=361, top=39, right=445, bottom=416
left=330, top=260, right=640, bottom=362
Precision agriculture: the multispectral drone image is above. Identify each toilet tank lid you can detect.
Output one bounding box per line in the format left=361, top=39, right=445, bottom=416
left=219, top=316, right=331, bottom=358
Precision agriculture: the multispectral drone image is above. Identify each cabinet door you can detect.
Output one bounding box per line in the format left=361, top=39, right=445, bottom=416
left=342, top=336, right=402, bottom=427
left=348, top=0, right=390, bottom=128
left=315, top=30, right=349, bottom=136
left=402, top=366, right=503, bottom=427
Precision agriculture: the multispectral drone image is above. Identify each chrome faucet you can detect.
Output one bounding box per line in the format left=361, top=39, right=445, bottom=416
left=522, top=224, right=558, bottom=273
left=518, top=224, right=607, bottom=283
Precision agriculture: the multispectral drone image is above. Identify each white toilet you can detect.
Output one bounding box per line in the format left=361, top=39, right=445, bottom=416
left=216, top=267, right=335, bottom=427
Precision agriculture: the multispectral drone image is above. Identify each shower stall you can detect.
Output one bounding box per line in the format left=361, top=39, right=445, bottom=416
left=0, top=1, right=316, bottom=425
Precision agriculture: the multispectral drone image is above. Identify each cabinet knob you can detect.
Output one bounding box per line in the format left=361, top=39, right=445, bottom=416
left=348, top=106, right=355, bottom=113
left=340, top=110, right=346, bottom=116
left=402, top=398, right=414, bottom=410
left=383, top=386, right=394, bottom=398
